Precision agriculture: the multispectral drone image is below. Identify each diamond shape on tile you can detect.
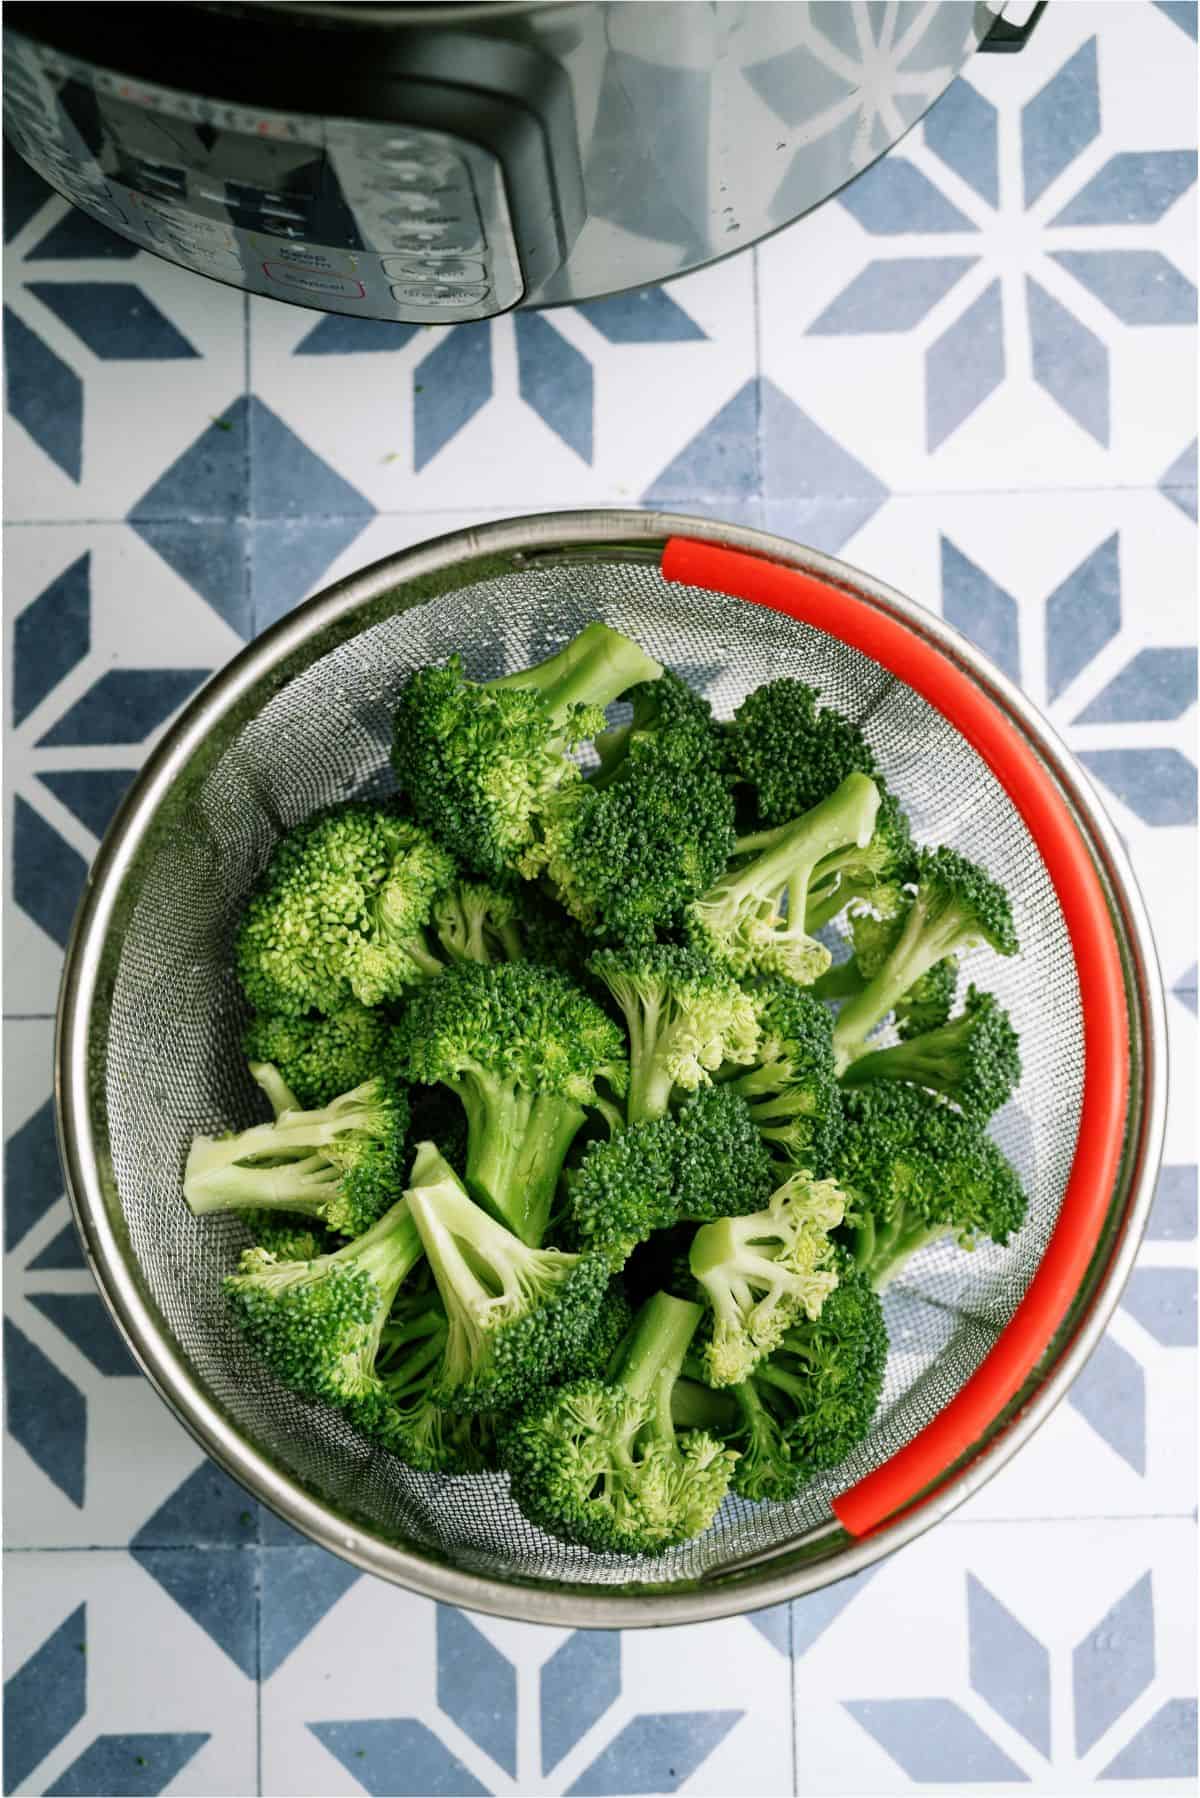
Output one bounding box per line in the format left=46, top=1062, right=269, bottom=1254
left=260, top=1547, right=360, bottom=1679
left=839, top=157, right=976, bottom=235
left=36, top=667, right=211, bottom=748
left=26, top=1293, right=136, bottom=1376
left=249, top=395, right=376, bottom=521
left=44, top=1731, right=210, bottom=1797
left=129, top=398, right=250, bottom=520
left=926, top=279, right=1004, bottom=451
left=791, top=1562, right=880, bottom=1658
left=1067, top=1330, right=1145, bottom=1473
left=540, top=1630, right=620, bottom=1774
left=1051, top=250, right=1197, bottom=328
left=515, top=314, right=593, bottom=462
left=1159, top=438, right=1198, bottom=515
left=4, top=305, right=84, bottom=480
left=1073, top=1571, right=1155, bottom=1756
left=11, top=794, right=89, bottom=949
left=1027, top=276, right=1110, bottom=446
left=4, top=1317, right=87, bottom=1505
left=1120, top=1267, right=1197, bottom=1347
left=760, top=494, right=881, bottom=554
left=924, top=76, right=999, bottom=208
left=3, top=1602, right=86, bottom=1795
left=308, top=1719, right=489, bottom=1796
left=843, top=1697, right=1027, bottom=1782
left=1052, top=149, right=1198, bottom=227
left=967, top=1574, right=1050, bottom=1757
left=1153, top=0, right=1199, bottom=36
left=132, top=520, right=252, bottom=638
left=578, top=288, right=706, bottom=343
left=1147, top=1164, right=1198, bottom=1240
left=5, top=1093, right=62, bottom=1251
left=27, top=207, right=141, bottom=261
left=436, top=1606, right=516, bottom=1777
left=11, top=550, right=91, bottom=728
left=295, top=314, right=420, bottom=354
left=811, top=256, right=978, bottom=336
left=1073, top=646, right=1198, bottom=723
left=1100, top=1696, right=1199, bottom=1779
left=745, top=1604, right=789, bottom=1654
left=132, top=1464, right=259, bottom=1551
left=762, top=378, right=887, bottom=503
left=1045, top=532, right=1122, bottom=701
left=27, top=1221, right=87, bottom=1271
left=130, top=1549, right=258, bottom=1677
left=248, top=515, right=373, bottom=633
left=565, top=1710, right=743, bottom=1796
left=1078, top=747, right=1197, bottom=827
left=1021, top=35, right=1100, bottom=210
left=27, top=282, right=199, bottom=360
left=413, top=324, right=493, bottom=472
left=4, top=138, right=53, bottom=242
left=38, top=769, right=137, bottom=839
left=643, top=378, right=758, bottom=505
left=941, top=536, right=1020, bottom=685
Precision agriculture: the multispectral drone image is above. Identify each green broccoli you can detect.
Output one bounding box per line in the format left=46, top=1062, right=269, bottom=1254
left=432, top=881, right=525, bottom=965
left=524, top=672, right=736, bottom=940
left=239, top=1212, right=333, bottom=1263
left=688, top=1169, right=847, bottom=1386
left=832, top=848, right=1017, bottom=1071
left=224, top=1194, right=423, bottom=1405
left=243, top=1003, right=398, bottom=1111
left=841, top=986, right=1021, bottom=1122
left=722, top=678, right=880, bottom=826
left=501, top=1290, right=738, bottom=1555
left=588, top=943, right=759, bottom=1124
left=724, top=978, right=841, bottom=1171
left=568, top=1084, right=776, bottom=1269
left=405, top=1143, right=609, bottom=1414
left=405, top=1084, right=469, bottom=1179
left=185, top=1076, right=410, bottom=1237
left=843, top=902, right=960, bottom=1041
left=835, top=1084, right=1027, bottom=1289
left=236, top=803, right=456, bottom=1015
left=393, top=960, right=627, bottom=1245
left=392, top=622, right=663, bottom=878
left=803, top=789, right=917, bottom=934
left=351, top=1283, right=500, bottom=1474
left=688, top=774, right=882, bottom=985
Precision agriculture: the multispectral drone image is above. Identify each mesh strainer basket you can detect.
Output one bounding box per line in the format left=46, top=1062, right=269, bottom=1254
left=56, top=511, right=1166, bottom=1626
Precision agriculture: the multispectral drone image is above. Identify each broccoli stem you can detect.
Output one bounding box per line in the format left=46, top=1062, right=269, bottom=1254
left=248, top=1062, right=302, bottom=1118
left=832, top=890, right=971, bottom=1072
left=406, top=1145, right=545, bottom=1345
left=671, top=1375, right=738, bottom=1433
left=810, top=960, right=866, bottom=1001
left=845, top=1206, right=946, bottom=1289
left=839, top=1025, right=967, bottom=1095
left=486, top=622, right=663, bottom=727
left=331, top=1197, right=423, bottom=1296
left=623, top=988, right=675, bottom=1124
left=458, top=1077, right=586, bottom=1246
left=613, top=1294, right=704, bottom=1444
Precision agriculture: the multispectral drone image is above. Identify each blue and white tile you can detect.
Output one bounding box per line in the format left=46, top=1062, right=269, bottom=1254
left=785, top=1516, right=1197, bottom=1793
left=3, top=1551, right=257, bottom=1796
left=3, top=524, right=242, bottom=1014
left=261, top=1580, right=791, bottom=1796
left=757, top=1, right=1197, bottom=496
left=246, top=252, right=756, bottom=515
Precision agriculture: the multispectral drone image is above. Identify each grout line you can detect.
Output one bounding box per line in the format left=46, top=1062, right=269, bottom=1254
left=255, top=1538, right=264, bottom=1798
left=3, top=1013, right=57, bottom=1021
left=788, top=1594, right=798, bottom=1798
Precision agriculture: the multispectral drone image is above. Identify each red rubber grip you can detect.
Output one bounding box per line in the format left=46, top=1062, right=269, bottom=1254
left=661, top=536, right=1130, bottom=1538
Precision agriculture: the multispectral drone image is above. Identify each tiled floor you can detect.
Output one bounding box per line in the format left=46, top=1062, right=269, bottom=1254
left=3, top=4, right=1197, bottom=1794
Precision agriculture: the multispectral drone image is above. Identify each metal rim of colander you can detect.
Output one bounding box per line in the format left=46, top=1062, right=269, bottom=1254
left=55, top=509, right=1167, bottom=1628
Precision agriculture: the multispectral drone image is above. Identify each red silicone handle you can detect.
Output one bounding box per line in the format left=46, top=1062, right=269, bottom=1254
left=661, top=536, right=1130, bottom=1538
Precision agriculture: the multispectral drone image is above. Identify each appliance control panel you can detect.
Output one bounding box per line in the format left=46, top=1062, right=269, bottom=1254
left=2, top=28, right=525, bottom=322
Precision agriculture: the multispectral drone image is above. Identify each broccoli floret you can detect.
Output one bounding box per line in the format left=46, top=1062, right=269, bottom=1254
left=832, top=848, right=1017, bottom=1071
left=723, top=678, right=879, bottom=826
left=236, top=803, right=456, bottom=1015
left=392, top=623, right=663, bottom=878
left=568, top=1085, right=776, bottom=1269
left=243, top=1004, right=398, bottom=1111
left=185, top=1077, right=410, bottom=1237
left=841, top=986, right=1021, bottom=1122
left=351, top=1284, right=500, bottom=1475
left=816, top=907, right=959, bottom=1034
left=432, top=881, right=525, bottom=965
left=405, top=1143, right=609, bottom=1414
left=224, top=1194, right=423, bottom=1405
left=726, top=979, right=842, bottom=1171
left=238, top=1211, right=334, bottom=1263
left=688, top=774, right=882, bottom=985
left=393, top=961, right=627, bottom=1245
left=525, top=673, right=736, bottom=941
left=688, top=1169, right=847, bottom=1386
left=672, top=1247, right=888, bottom=1502
left=835, top=1084, right=1027, bottom=1289
left=589, top=942, right=759, bottom=1124
left=501, top=1290, right=738, bottom=1555
left=803, top=789, right=917, bottom=934
left=573, top=1280, right=636, bottom=1378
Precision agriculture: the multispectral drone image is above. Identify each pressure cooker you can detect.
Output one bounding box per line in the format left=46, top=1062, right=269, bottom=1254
left=2, top=2, right=1045, bottom=324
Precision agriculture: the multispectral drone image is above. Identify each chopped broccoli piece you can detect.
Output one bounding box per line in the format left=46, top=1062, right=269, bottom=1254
left=405, top=1143, right=609, bottom=1414
left=568, top=1084, right=776, bottom=1269
left=723, top=678, right=880, bottom=826
left=688, top=774, right=882, bottom=985
left=432, top=880, right=525, bottom=965
left=392, top=622, right=663, bottom=878
left=351, top=1284, right=500, bottom=1474
left=501, top=1290, right=738, bottom=1555
left=224, top=1195, right=423, bottom=1405
left=185, top=1077, right=410, bottom=1237
left=236, top=803, right=455, bottom=1015
left=803, top=789, right=917, bottom=934
left=727, top=978, right=842, bottom=1171
left=238, top=1211, right=333, bottom=1263
left=835, top=1084, right=1027, bottom=1289
left=589, top=942, right=759, bottom=1124
left=393, top=960, right=627, bottom=1245
left=688, top=1169, right=847, bottom=1386
left=841, top=986, right=1021, bottom=1122
left=832, top=848, right=1017, bottom=1072
left=243, top=1004, right=398, bottom=1111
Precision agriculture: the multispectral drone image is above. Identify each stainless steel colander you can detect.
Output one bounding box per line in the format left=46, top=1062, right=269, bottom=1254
left=56, top=511, right=1166, bottom=1626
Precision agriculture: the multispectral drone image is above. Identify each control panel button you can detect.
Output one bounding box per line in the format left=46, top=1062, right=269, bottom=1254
left=382, top=255, right=486, bottom=283
left=384, top=222, right=483, bottom=253
left=264, top=262, right=365, bottom=298
left=390, top=281, right=489, bottom=307
left=262, top=243, right=356, bottom=275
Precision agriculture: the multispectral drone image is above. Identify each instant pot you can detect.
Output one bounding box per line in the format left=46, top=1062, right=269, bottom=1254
left=3, top=1, right=1043, bottom=324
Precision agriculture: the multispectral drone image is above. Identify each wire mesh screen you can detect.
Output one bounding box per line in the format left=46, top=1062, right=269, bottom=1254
left=103, top=555, right=1084, bottom=1586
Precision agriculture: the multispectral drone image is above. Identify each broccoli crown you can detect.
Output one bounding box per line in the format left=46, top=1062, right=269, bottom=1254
left=842, top=985, right=1021, bottom=1122
left=731, top=978, right=842, bottom=1172
left=185, top=1076, right=411, bottom=1237
left=501, top=1291, right=737, bottom=1555
left=236, top=803, right=455, bottom=1015
left=224, top=1196, right=423, bottom=1405
left=588, top=942, right=760, bottom=1123
left=689, top=1169, right=847, bottom=1386
left=391, top=623, right=663, bottom=878
left=914, top=847, right=1020, bottom=959
left=724, top=679, right=879, bottom=826
left=432, top=880, right=524, bottom=966
left=689, top=774, right=881, bottom=986
left=593, top=670, right=726, bottom=783
left=732, top=1248, right=887, bottom=1500
left=243, top=1003, right=398, bottom=1111
left=570, top=1280, right=637, bottom=1379
left=238, top=1210, right=334, bottom=1263
left=835, top=1084, right=1027, bottom=1287
left=406, top=1144, right=610, bottom=1413
left=568, top=1084, right=776, bottom=1269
